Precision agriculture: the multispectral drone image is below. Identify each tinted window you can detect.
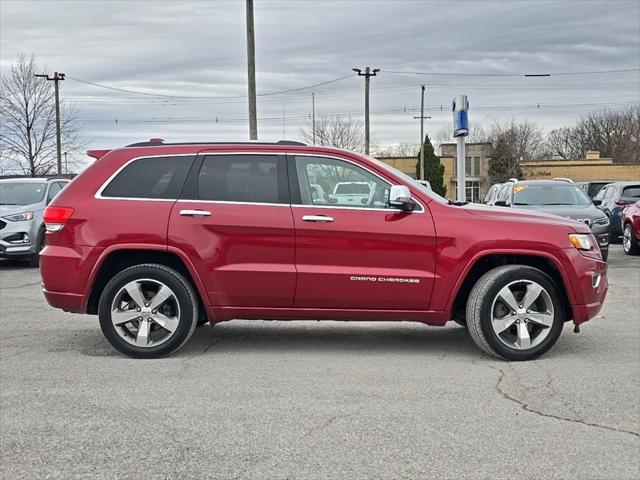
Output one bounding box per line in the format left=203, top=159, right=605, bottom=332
left=197, top=155, right=281, bottom=203
left=102, top=156, right=194, bottom=199
left=295, top=156, right=392, bottom=209
left=622, top=185, right=640, bottom=199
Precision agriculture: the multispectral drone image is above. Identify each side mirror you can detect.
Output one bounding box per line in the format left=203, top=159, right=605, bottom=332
left=389, top=185, right=415, bottom=211
left=494, top=200, right=509, bottom=207
left=593, top=199, right=602, bottom=206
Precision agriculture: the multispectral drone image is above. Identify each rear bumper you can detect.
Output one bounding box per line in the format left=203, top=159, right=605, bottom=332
left=40, top=243, right=104, bottom=314
left=42, top=289, right=84, bottom=313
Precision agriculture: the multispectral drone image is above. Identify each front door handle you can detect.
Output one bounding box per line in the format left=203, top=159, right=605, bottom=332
left=302, top=215, right=334, bottom=222
left=180, top=209, right=212, bottom=217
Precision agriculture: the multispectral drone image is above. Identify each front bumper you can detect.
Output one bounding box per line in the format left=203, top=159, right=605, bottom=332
left=0, top=219, right=40, bottom=258
left=562, top=247, right=608, bottom=325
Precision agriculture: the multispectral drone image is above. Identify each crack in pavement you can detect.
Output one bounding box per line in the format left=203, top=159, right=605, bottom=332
left=488, top=363, right=640, bottom=439
left=302, top=411, right=356, bottom=438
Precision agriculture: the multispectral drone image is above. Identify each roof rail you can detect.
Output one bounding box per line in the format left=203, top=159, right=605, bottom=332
left=553, top=177, right=574, bottom=183
left=124, top=139, right=306, bottom=148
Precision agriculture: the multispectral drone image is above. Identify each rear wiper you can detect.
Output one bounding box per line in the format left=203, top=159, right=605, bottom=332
left=448, top=199, right=468, bottom=206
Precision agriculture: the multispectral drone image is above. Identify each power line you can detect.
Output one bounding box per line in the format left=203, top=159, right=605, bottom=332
left=382, top=67, right=640, bottom=77
left=66, top=74, right=354, bottom=100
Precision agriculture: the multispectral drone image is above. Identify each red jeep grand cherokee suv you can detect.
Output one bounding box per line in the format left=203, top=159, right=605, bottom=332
left=40, top=140, right=608, bottom=360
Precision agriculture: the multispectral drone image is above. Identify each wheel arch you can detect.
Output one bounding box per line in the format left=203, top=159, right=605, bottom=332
left=85, top=246, right=209, bottom=320
left=448, top=251, right=575, bottom=323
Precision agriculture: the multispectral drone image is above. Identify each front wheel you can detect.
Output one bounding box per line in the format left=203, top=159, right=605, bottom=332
left=98, top=264, right=199, bottom=358
left=466, top=265, right=565, bottom=361
left=623, top=224, right=640, bottom=255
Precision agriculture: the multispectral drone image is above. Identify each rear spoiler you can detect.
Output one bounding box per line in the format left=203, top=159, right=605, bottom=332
left=87, top=149, right=111, bottom=160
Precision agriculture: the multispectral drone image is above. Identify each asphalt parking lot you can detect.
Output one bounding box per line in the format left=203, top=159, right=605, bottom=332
left=0, top=245, right=638, bottom=480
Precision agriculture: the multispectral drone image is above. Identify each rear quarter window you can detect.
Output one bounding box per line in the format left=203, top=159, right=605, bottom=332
left=101, top=156, right=195, bottom=199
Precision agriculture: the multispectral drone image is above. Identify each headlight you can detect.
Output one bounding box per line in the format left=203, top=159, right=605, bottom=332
left=2, top=211, right=34, bottom=222
left=569, top=233, right=593, bottom=251
left=593, top=216, right=609, bottom=226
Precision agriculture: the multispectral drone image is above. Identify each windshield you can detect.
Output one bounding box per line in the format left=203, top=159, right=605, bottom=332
left=335, top=183, right=370, bottom=195
left=0, top=182, right=46, bottom=206
left=369, top=157, right=447, bottom=204
left=513, top=183, right=592, bottom=206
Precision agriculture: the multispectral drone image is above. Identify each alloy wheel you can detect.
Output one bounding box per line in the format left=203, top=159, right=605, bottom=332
left=110, top=278, right=181, bottom=348
left=490, top=279, right=554, bottom=350
left=623, top=227, right=632, bottom=253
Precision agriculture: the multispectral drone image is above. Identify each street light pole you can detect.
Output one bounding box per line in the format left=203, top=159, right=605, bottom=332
left=34, top=72, right=65, bottom=175
left=353, top=67, right=379, bottom=155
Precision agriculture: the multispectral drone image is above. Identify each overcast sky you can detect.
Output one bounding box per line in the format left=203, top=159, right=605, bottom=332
left=1, top=0, right=639, bottom=159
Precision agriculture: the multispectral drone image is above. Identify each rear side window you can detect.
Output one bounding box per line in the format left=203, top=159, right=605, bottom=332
left=197, top=154, right=282, bottom=203
left=101, top=156, right=194, bottom=199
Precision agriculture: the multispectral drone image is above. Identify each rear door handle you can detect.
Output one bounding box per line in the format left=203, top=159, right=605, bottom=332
left=302, top=215, right=334, bottom=222
left=180, top=209, right=212, bottom=217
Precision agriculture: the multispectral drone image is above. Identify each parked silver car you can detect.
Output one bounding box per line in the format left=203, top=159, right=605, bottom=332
left=0, top=178, right=69, bottom=266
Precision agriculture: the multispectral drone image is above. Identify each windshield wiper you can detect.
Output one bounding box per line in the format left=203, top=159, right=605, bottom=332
left=542, top=203, right=572, bottom=205
left=0, top=203, right=18, bottom=205
left=513, top=202, right=529, bottom=205
left=447, top=199, right=468, bottom=206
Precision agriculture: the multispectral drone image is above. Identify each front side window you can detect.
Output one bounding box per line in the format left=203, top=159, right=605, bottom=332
left=295, top=156, right=391, bottom=209
left=197, top=154, right=281, bottom=203
left=101, top=156, right=194, bottom=199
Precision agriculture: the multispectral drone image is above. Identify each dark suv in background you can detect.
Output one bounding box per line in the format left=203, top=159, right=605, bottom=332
left=594, top=181, right=640, bottom=243
left=485, top=180, right=611, bottom=261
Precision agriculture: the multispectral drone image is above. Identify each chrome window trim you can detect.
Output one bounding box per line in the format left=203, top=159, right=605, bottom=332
left=94, top=150, right=425, bottom=213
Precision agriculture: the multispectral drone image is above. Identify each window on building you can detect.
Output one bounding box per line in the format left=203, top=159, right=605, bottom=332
left=465, top=157, right=471, bottom=175
left=474, top=157, right=481, bottom=176
left=465, top=181, right=481, bottom=203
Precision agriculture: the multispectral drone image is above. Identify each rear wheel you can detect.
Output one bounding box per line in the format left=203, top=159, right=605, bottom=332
left=98, top=264, right=198, bottom=358
left=466, top=265, right=565, bottom=361
left=27, top=229, right=46, bottom=268
left=623, top=224, right=639, bottom=255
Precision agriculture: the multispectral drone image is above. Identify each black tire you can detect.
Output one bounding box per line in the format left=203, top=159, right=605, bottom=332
left=623, top=223, right=640, bottom=255
left=27, top=228, right=46, bottom=268
left=452, top=318, right=467, bottom=327
left=600, top=247, right=609, bottom=262
left=466, top=265, right=565, bottom=361
left=98, top=264, right=199, bottom=358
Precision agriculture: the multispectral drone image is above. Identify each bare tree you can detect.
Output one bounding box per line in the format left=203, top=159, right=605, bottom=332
left=0, top=54, right=83, bottom=176
left=374, top=142, right=420, bottom=157
left=490, top=119, right=546, bottom=161
left=301, top=115, right=364, bottom=152
left=546, top=127, right=583, bottom=159
left=573, top=107, right=639, bottom=163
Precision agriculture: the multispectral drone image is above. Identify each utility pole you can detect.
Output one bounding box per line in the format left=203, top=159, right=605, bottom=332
left=353, top=67, right=379, bottom=155
left=311, top=92, right=316, bottom=145
left=34, top=72, right=65, bottom=175
left=245, top=0, right=258, bottom=140
left=413, top=85, right=431, bottom=180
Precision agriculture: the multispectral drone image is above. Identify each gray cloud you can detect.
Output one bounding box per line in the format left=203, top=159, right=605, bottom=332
left=1, top=0, right=639, bottom=156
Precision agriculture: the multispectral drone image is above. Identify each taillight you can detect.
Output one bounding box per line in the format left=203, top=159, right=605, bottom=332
left=43, top=207, right=74, bottom=232
left=615, top=200, right=631, bottom=206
